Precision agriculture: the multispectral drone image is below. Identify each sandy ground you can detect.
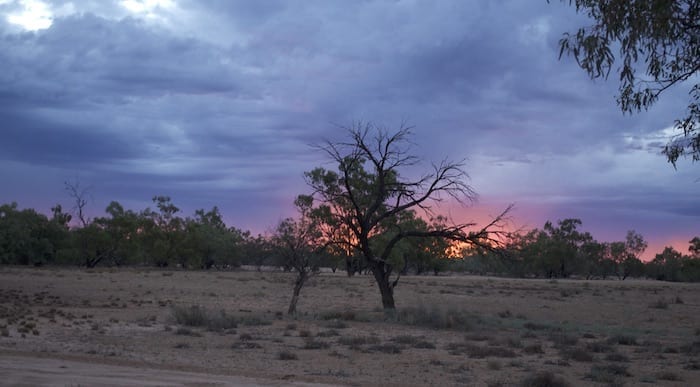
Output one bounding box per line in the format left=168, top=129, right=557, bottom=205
left=1, top=352, right=331, bottom=386
left=0, top=266, right=698, bottom=386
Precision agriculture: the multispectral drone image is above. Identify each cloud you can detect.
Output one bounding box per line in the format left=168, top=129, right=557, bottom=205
left=0, top=0, right=696, bottom=247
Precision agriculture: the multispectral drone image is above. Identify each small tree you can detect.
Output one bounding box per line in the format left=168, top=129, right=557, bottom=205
left=304, top=123, right=510, bottom=310
left=0, top=203, right=66, bottom=266
left=93, top=201, right=144, bottom=266
left=542, top=219, right=593, bottom=278
left=64, top=179, right=102, bottom=267
left=689, top=236, right=700, bottom=257
left=621, top=230, right=647, bottom=279
left=182, top=207, right=240, bottom=269
left=142, top=196, right=184, bottom=267
left=272, top=195, right=326, bottom=315
left=648, top=246, right=685, bottom=281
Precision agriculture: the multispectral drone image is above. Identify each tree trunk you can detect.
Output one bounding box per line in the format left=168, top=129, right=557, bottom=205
left=372, top=265, right=395, bottom=310
left=287, top=272, right=307, bottom=315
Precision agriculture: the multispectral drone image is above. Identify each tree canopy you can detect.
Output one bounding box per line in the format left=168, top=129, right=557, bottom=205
left=303, top=123, right=511, bottom=309
left=557, top=0, right=700, bottom=166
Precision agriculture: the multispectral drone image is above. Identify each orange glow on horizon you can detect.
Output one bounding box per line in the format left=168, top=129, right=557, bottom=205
left=429, top=200, right=695, bottom=262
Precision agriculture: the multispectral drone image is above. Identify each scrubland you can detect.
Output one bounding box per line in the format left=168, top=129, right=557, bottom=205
left=1, top=266, right=698, bottom=386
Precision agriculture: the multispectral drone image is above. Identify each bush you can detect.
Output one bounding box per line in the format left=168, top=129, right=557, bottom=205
left=656, top=371, right=682, bottom=381
left=520, top=371, right=570, bottom=387
left=390, top=335, right=435, bottom=348
left=303, top=338, right=330, bottom=350
left=319, top=310, right=356, bottom=321
left=561, top=347, right=594, bottom=362
left=548, top=333, right=578, bottom=348
left=317, top=329, right=340, bottom=337
left=278, top=350, right=298, bottom=360
left=605, top=352, right=630, bottom=362
left=171, top=305, right=209, bottom=327
left=174, top=327, right=202, bottom=337
left=338, top=336, right=373, bottom=346
left=391, top=304, right=479, bottom=331
left=680, top=340, right=700, bottom=354
left=171, top=305, right=239, bottom=331
left=586, top=341, right=614, bottom=353
left=367, top=343, right=402, bottom=354
left=324, top=319, right=348, bottom=329
left=523, top=344, right=544, bottom=354
left=523, top=322, right=555, bottom=331
left=607, top=334, right=638, bottom=346
left=446, top=342, right=517, bottom=358
left=586, top=364, right=630, bottom=383
left=649, top=299, right=669, bottom=309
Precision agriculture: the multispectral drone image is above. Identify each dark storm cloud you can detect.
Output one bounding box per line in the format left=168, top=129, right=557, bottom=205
left=0, top=108, right=137, bottom=165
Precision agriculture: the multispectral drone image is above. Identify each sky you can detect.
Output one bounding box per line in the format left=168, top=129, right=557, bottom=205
left=0, top=0, right=697, bottom=259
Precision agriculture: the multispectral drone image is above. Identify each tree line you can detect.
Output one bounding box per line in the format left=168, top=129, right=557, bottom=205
left=1, top=124, right=699, bottom=313
left=2, top=198, right=696, bottom=283
left=459, top=219, right=700, bottom=283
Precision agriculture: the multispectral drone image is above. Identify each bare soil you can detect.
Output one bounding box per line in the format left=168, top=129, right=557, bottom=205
left=1, top=266, right=698, bottom=386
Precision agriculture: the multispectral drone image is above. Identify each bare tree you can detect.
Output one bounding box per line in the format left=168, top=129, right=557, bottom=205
left=304, top=123, right=511, bottom=310
left=65, top=179, right=105, bottom=268
left=272, top=195, right=326, bottom=315
left=64, top=179, right=92, bottom=228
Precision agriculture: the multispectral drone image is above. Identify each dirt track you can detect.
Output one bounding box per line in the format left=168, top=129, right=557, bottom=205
left=0, top=352, right=333, bottom=386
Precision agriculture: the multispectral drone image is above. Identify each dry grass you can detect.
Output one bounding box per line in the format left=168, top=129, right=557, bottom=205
left=1, top=267, right=698, bottom=386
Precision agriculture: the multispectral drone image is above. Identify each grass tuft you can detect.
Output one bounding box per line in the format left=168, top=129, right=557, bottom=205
left=446, top=342, right=517, bottom=358
left=171, top=305, right=240, bottom=331
left=391, top=335, right=436, bottom=349
left=656, top=371, right=682, bottom=381
left=278, top=350, right=298, bottom=360
left=390, top=304, right=480, bottom=331
left=607, top=334, right=638, bottom=346
left=561, top=347, right=594, bottom=362
left=519, top=371, right=570, bottom=387
left=586, top=364, right=630, bottom=383
left=649, top=299, right=669, bottom=309
left=303, top=338, right=330, bottom=350
left=367, top=343, right=402, bottom=354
